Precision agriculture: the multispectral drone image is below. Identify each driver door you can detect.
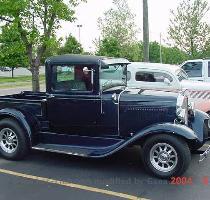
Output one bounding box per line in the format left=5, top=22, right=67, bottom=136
left=47, top=64, right=101, bottom=136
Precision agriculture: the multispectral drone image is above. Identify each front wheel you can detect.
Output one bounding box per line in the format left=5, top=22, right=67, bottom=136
left=142, top=134, right=191, bottom=179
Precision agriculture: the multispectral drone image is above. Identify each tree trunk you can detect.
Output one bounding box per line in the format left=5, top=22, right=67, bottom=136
left=11, top=67, right=14, bottom=78
left=143, top=0, right=149, bottom=62
left=31, top=65, right=40, bottom=92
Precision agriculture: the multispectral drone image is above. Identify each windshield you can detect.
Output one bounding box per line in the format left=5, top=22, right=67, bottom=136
left=100, top=64, right=127, bottom=91
left=176, top=69, right=188, bottom=81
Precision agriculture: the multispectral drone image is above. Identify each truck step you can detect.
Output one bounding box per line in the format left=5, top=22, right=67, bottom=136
left=32, top=135, right=125, bottom=158
left=32, top=141, right=123, bottom=157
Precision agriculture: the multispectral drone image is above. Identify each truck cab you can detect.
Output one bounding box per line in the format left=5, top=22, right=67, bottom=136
left=180, top=59, right=210, bottom=82
left=0, top=54, right=209, bottom=179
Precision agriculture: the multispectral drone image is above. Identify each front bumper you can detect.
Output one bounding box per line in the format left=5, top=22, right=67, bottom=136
left=189, top=109, right=210, bottom=145
left=187, top=110, right=210, bottom=162
left=199, top=145, right=210, bottom=162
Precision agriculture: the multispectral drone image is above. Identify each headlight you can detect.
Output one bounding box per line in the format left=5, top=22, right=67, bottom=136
left=208, top=119, right=210, bottom=129
left=176, top=94, right=188, bottom=125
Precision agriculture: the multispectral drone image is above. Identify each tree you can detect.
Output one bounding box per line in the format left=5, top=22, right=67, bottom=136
left=41, top=36, right=61, bottom=64
left=58, top=34, right=83, bottom=55
left=97, top=36, right=142, bottom=61
left=162, top=46, right=188, bottom=64
left=97, top=37, right=121, bottom=58
left=143, top=0, right=149, bottom=62
left=0, top=0, right=85, bottom=91
left=0, top=23, right=28, bottom=71
left=96, top=0, right=141, bottom=61
left=149, top=41, right=188, bottom=64
left=168, top=0, right=210, bottom=58
left=149, top=41, right=160, bottom=63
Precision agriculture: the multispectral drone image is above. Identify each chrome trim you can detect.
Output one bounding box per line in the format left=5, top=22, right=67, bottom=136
left=99, top=59, right=103, bottom=114
left=150, top=143, right=178, bottom=173
left=199, top=145, right=210, bottom=162
left=32, top=146, right=86, bottom=157
left=118, top=88, right=127, bottom=135
left=0, top=128, right=18, bottom=154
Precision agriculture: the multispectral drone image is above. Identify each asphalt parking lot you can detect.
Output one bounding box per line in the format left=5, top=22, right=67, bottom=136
left=0, top=146, right=210, bottom=200
left=1, top=88, right=210, bottom=200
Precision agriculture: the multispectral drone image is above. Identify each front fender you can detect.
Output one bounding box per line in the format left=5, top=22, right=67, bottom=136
left=133, top=122, right=198, bottom=141
left=96, top=122, right=199, bottom=158
left=0, top=108, right=34, bottom=145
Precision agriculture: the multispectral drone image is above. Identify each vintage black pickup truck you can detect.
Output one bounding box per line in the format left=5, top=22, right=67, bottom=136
left=0, top=54, right=210, bottom=179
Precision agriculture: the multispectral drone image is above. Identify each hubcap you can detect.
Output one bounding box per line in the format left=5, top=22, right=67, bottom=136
left=150, top=143, right=178, bottom=173
left=0, top=128, right=18, bottom=154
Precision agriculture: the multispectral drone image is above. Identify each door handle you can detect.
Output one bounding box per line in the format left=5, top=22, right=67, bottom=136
left=48, top=94, right=55, bottom=98
left=112, top=93, right=118, bottom=104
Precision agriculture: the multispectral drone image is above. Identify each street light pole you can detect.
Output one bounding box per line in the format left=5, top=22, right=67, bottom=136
left=160, top=33, right=162, bottom=63
left=77, top=24, right=82, bottom=44
left=143, top=0, right=149, bottom=62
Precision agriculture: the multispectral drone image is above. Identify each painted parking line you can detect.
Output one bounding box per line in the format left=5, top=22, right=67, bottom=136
left=0, top=168, right=148, bottom=200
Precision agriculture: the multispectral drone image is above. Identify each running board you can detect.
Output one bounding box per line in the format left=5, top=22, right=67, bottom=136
left=32, top=140, right=125, bottom=158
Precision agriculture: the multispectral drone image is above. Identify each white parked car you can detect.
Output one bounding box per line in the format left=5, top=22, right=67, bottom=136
left=127, top=62, right=210, bottom=113
left=180, top=59, right=210, bottom=82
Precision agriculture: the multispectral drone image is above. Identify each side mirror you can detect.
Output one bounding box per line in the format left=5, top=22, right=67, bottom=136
left=83, top=67, right=90, bottom=74
left=164, top=78, right=171, bottom=85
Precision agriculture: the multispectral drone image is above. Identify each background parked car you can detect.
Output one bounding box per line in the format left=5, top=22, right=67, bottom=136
left=127, top=62, right=210, bottom=114
left=0, top=66, right=12, bottom=72
left=180, top=58, right=210, bottom=82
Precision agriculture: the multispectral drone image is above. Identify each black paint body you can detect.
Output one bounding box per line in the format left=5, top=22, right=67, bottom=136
left=0, top=55, right=209, bottom=157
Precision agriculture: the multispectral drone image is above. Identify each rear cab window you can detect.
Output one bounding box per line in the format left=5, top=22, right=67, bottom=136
left=135, top=71, right=173, bottom=83
left=52, top=65, right=93, bottom=92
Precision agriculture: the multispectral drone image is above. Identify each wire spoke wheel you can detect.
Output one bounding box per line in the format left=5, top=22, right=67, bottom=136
left=150, top=143, right=178, bottom=173
left=0, top=128, right=18, bottom=154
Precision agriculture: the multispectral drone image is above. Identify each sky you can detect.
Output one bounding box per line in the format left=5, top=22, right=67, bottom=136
left=57, top=0, right=210, bottom=52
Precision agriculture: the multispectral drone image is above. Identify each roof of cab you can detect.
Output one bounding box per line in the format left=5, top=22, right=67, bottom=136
left=46, top=54, right=130, bottom=66
left=128, top=62, right=181, bottom=74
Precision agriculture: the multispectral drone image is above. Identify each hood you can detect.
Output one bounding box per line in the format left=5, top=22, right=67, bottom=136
left=119, top=88, right=178, bottom=136
left=181, top=80, right=210, bottom=91
left=120, top=88, right=178, bottom=103
left=122, top=89, right=179, bottom=101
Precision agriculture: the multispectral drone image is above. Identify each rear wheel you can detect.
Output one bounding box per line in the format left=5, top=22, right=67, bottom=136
left=0, top=118, right=29, bottom=160
left=142, top=134, right=191, bottom=179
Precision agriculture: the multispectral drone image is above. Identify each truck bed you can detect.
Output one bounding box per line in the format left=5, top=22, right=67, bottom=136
left=0, top=91, right=47, bottom=117
left=0, top=91, right=47, bottom=100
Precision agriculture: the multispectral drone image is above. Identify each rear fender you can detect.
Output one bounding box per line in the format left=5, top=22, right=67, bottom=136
left=0, top=108, right=37, bottom=146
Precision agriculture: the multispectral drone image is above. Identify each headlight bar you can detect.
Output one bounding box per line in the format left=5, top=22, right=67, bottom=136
left=176, top=94, right=188, bottom=125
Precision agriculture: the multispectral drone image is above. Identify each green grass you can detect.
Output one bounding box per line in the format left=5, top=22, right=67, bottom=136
left=0, top=75, right=45, bottom=89
left=0, top=75, right=45, bottom=83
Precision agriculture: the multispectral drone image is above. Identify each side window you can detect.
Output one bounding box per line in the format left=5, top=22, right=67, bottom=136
left=208, top=62, right=210, bottom=77
left=57, top=66, right=74, bottom=82
left=135, top=72, right=155, bottom=82
left=135, top=72, right=173, bottom=83
left=182, top=62, right=202, bottom=77
left=153, top=72, right=173, bottom=82
left=52, top=65, right=93, bottom=92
